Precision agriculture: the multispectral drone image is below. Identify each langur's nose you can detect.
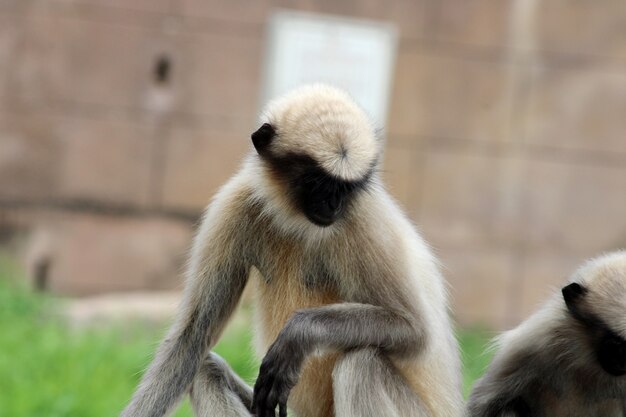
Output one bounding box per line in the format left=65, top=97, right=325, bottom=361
left=326, top=196, right=341, bottom=214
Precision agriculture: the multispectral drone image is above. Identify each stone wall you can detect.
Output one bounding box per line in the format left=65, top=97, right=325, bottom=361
left=1, top=0, right=625, bottom=328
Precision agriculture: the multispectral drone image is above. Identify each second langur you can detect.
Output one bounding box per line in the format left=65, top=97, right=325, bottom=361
left=468, top=251, right=626, bottom=417
left=121, top=85, right=464, bottom=417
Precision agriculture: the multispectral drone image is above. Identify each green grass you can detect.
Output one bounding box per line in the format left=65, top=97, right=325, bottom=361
left=458, top=327, right=494, bottom=396
left=0, top=256, right=493, bottom=416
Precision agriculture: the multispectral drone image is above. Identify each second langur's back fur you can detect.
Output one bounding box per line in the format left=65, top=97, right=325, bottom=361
left=120, top=84, right=463, bottom=417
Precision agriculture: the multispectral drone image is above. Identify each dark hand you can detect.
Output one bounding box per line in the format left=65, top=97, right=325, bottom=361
left=252, top=337, right=305, bottom=417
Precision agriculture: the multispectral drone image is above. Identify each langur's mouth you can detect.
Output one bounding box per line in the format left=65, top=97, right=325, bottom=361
left=305, top=211, right=337, bottom=227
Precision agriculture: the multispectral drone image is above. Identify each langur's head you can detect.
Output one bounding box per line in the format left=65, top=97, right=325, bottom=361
left=562, top=251, right=626, bottom=376
left=250, top=85, right=380, bottom=229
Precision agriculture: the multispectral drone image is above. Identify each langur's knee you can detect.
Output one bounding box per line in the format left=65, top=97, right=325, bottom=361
left=333, top=349, right=428, bottom=417
left=190, top=352, right=252, bottom=417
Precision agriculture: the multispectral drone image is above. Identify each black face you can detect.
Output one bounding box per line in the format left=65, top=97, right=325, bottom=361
left=292, top=159, right=368, bottom=226
left=562, top=282, right=626, bottom=377
left=597, top=331, right=626, bottom=376
left=251, top=123, right=372, bottom=227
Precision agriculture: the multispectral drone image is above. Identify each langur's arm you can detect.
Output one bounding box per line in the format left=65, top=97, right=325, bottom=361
left=271, top=302, right=424, bottom=356
left=121, top=204, right=251, bottom=417
left=253, top=295, right=425, bottom=417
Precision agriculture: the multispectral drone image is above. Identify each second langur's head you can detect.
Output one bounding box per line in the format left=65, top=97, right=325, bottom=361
left=562, top=251, right=626, bottom=376
left=250, top=85, right=380, bottom=228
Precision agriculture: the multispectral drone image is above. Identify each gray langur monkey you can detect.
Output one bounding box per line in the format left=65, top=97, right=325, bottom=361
left=467, top=250, right=626, bottom=417
left=120, top=84, right=463, bottom=417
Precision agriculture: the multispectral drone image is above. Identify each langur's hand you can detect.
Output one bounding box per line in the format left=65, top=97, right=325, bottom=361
left=252, top=334, right=305, bottom=417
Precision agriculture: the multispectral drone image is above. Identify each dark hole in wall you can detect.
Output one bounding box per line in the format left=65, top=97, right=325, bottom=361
left=34, top=258, right=50, bottom=292
left=154, top=55, right=172, bottom=85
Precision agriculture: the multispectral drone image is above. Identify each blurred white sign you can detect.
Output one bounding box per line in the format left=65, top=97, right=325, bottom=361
left=262, top=10, right=398, bottom=128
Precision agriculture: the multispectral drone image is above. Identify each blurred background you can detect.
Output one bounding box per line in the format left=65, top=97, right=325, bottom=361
left=0, top=1, right=625, bottom=416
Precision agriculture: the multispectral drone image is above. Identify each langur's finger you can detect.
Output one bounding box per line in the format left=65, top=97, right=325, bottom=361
left=253, top=371, right=273, bottom=403
left=266, top=384, right=279, bottom=411
left=263, top=402, right=276, bottom=417
left=278, top=385, right=290, bottom=417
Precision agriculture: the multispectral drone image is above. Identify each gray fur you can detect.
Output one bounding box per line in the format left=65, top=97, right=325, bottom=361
left=252, top=303, right=426, bottom=416
left=120, top=201, right=254, bottom=417
left=282, top=303, right=425, bottom=357
left=333, top=349, right=429, bottom=417
left=190, top=352, right=253, bottom=417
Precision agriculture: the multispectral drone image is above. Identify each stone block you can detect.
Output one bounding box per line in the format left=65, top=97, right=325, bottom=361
left=0, top=0, right=18, bottom=11
left=64, top=291, right=182, bottom=328
left=11, top=13, right=181, bottom=113
left=53, top=0, right=172, bottom=14
left=176, top=31, right=263, bottom=123
left=178, top=0, right=272, bottom=25
left=0, top=13, right=19, bottom=103
left=526, top=67, right=626, bottom=154
left=0, top=112, right=63, bottom=200
left=521, top=159, right=626, bottom=254
left=536, top=0, right=626, bottom=62
left=55, top=117, right=155, bottom=207
left=21, top=211, right=192, bottom=295
left=427, top=0, right=513, bottom=51
left=387, top=52, right=512, bottom=143
left=517, top=250, right=588, bottom=320
left=418, top=150, right=523, bottom=249
left=386, top=51, right=425, bottom=141
left=273, top=0, right=425, bottom=40
left=381, top=144, right=422, bottom=215
left=438, top=245, right=516, bottom=329
left=0, top=112, right=155, bottom=206
left=161, top=124, right=251, bottom=213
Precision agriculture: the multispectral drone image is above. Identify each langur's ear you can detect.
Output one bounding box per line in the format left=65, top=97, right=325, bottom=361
left=251, top=123, right=275, bottom=154
left=562, top=282, right=587, bottom=311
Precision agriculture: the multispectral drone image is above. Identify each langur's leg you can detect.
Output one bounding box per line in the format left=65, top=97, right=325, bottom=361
left=332, top=349, right=430, bottom=417
left=190, top=352, right=253, bottom=417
